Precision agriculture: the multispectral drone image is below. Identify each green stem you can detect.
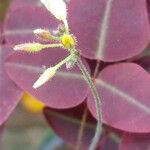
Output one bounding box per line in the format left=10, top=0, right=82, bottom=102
left=54, top=53, right=75, bottom=69
left=76, top=57, right=102, bottom=150
left=50, top=36, right=61, bottom=41
left=42, top=43, right=63, bottom=49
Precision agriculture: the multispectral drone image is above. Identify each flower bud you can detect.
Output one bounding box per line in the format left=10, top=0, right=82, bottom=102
left=33, top=67, right=57, bottom=89
left=41, top=0, right=67, bottom=21
left=34, top=29, right=52, bottom=41
left=13, top=43, right=44, bottom=52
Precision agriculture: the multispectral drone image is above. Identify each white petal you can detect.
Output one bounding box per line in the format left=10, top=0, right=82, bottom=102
left=41, top=0, right=67, bottom=21
left=33, top=67, right=56, bottom=89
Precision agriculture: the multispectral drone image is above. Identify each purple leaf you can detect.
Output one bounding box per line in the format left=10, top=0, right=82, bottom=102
left=0, top=46, right=22, bottom=125
left=10, top=0, right=42, bottom=10
left=44, top=104, right=121, bottom=150
left=5, top=1, right=150, bottom=62
left=135, top=56, right=150, bottom=73
left=4, top=6, right=59, bottom=44
left=119, top=133, right=150, bottom=150
left=0, top=23, right=3, bottom=44
left=87, top=63, right=150, bottom=133
left=44, top=104, right=96, bottom=150
left=99, top=133, right=120, bottom=150
left=5, top=49, right=89, bottom=108
left=147, top=0, right=150, bottom=21
left=69, top=0, right=150, bottom=61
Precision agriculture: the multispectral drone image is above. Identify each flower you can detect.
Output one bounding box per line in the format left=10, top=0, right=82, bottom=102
left=33, top=67, right=57, bottom=89
left=61, top=34, right=76, bottom=49
left=40, top=0, right=67, bottom=21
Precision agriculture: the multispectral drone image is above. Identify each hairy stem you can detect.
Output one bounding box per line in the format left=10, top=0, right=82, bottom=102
left=54, top=52, right=75, bottom=69
left=76, top=57, right=102, bottom=150
left=43, top=43, right=63, bottom=49
left=75, top=105, right=88, bottom=150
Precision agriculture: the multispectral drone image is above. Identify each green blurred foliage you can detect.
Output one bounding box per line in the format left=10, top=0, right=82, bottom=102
left=0, top=0, right=11, bottom=21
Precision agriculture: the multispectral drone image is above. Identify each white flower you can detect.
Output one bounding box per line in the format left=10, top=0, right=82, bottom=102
left=33, top=67, right=56, bottom=89
left=41, top=0, right=67, bottom=21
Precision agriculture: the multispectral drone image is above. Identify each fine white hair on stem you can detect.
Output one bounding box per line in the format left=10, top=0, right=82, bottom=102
left=76, top=58, right=102, bottom=150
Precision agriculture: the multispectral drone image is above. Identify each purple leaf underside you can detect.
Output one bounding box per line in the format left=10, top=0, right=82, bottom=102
left=0, top=46, right=22, bottom=125
left=88, top=63, right=150, bottom=133
left=69, top=0, right=150, bottom=61
left=10, top=0, right=42, bottom=11
left=120, top=134, right=150, bottom=150
left=44, top=104, right=120, bottom=150
left=44, top=104, right=96, bottom=150
left=4, top=6, right=59, bottom=45
left=5, top=0, right=150, bottom=62
left=5, top=49, right=89, bottom=108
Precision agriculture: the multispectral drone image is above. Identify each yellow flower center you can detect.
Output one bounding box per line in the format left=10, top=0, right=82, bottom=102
left=61, top=34, right=76, bottom=49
